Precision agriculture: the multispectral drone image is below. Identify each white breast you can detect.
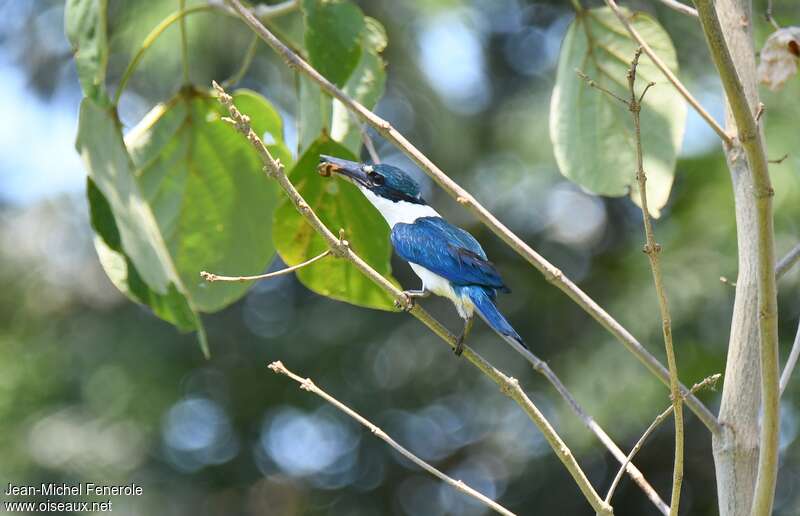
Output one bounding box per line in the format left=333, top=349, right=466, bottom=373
left=359, top=187, right=440, bottom=227
left=358, top=186, right=474, bottom=319
left=408, top=263, right=475, bottom=319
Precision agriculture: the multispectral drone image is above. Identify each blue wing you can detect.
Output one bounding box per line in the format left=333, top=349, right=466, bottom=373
left=391, top=217, right=510, bottom=292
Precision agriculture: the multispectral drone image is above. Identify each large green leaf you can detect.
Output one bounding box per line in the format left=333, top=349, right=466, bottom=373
left=297, top=76, right=333, bottom=155
left=273, top=138, right=398, bottom=310
left=77, top=99, right=206, bottom=351
left=298, top=2, right=387, bottom=156
left=303, top=0, right=365, bottom=88
left=331, top=17, right=388, bottom=153
left=549, top=7, right=686, bottom=217
left=65, top=0, right=109, bottom=104
left=125, top=88, right=290, bottom=313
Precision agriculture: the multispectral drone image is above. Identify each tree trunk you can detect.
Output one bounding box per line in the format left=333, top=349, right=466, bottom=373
left=711, top=1, right=764, bottom=514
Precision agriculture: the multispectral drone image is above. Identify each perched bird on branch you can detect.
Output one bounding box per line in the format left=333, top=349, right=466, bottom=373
left=319, top=155, right=525, bottom=356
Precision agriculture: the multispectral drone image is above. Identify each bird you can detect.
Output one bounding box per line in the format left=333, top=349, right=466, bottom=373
left=318, top=155, right=527, bottom=357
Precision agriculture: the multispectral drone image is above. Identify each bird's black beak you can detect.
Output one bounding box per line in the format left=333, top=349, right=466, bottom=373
left=318, top=155, right=368, bottom=186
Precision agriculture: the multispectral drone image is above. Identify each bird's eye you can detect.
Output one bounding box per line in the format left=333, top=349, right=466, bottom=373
left=368, top=171, right=385, bottom=186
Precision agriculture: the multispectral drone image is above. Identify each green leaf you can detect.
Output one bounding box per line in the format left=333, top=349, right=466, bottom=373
left=302, top=0, right=365, bottom=87
left=65, top=0, right=109, bottom=104
left=77, top=99, right=206, bottom=353
left=331, top=17, right=388, bottom=154
left=125, top=88, right=290, bottom=313
left=297, top=75, right=333, bottom=155
left=549, top=7, right=686, bottom=217
left=273, top=138, right=398, bottom=311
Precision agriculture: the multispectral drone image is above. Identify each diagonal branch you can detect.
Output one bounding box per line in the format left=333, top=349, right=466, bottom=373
left=779, top=319, right=800, bottom=396
left=212, top=81, right=613, bottom=515
left=223, top=0, right=721, bottom=436
left=656, top=0, right=698, bottom=18
left=626, top=48, right=684, bottom=516
left=777, top=243, right=800, bottom=279
left=268, top=360, right=516, bottom=516
left=604, top=0, right=731, bottom=146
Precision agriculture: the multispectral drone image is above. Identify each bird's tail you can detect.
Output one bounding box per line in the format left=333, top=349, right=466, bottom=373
left=465, top=286, right=529, bottom=351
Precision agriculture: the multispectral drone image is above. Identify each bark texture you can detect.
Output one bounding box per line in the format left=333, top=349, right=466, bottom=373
left=710, top=1, right=764, bottom=514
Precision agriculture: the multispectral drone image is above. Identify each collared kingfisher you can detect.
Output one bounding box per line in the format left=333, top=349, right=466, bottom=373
left=318, top=155, right=527, bottom=357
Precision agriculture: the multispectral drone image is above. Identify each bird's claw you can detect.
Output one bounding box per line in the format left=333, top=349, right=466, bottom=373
left=394, top=293, right=414, bottom=312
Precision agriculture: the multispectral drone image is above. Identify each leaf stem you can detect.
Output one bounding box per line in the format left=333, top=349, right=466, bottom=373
left=179, top=0, right=190, bottom=84
left=114, top=4, right=216, bottom=106
left=201, top=250, right=330, bottom=282
left=223, top=0, right=721, bottom=436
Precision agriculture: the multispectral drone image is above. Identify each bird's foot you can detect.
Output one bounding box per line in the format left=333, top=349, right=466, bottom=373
left=454, top=316, right=473, bottom=357
left=454, top=336, right=465, bottom=357
left=394, top=289, right=430, bottom=312
left=394, top=293, right=415, bottom=312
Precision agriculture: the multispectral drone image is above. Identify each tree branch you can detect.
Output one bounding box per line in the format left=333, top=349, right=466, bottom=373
left=579, top=50, right=684, bottom=515
left=656, top=0, right=699, bottom=18
left=212, top=81, right=613, bottom=516
left=605, top=374, right=721, bottom=505
left=779, top=320, right=800, bottom=396
left=777, top=243, right=800, bottom=279
left=268, top=360, right=517, bottom=516
left=200, top=249, right=331, bottom=282
left=604, top=0, right=731, bottom=146
left=624, top=48, right=684, bottom=516
left=524, top=349, right=670, bottom=514
left=223, top=0, right=721, bottom=436
left=693, top=1, right=780, bottom=514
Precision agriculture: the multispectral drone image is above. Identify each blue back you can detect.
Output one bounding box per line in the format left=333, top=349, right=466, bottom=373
left=391, top=217, right=509, bottom=292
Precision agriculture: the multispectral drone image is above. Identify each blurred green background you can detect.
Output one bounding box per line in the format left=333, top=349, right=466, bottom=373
left=1, top=0, right=799, bottom=514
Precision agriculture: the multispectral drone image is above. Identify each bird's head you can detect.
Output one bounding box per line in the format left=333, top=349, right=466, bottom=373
left=318, top=155, right=426, bottom=205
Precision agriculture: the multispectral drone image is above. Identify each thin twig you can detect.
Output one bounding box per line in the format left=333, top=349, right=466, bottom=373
left=768, top=154, right=788, bottom=165
left=765, top=0, right=780, bottom=30
left=626, top=48, right=684, bottom=516
left=361, top=126, right=382, bottom=164
left=605, top=374, right=721, bottom=505
left=213, top=81, right=613, bottom=515
left=519, top=347, right=669, bottom=514
left=268, top=361, right=516, bottom=516
left=779, top=321, right=800, bottom=396
left=656, top=0, right=698, bottom=17
left=576, top=69, right=629, bottom=105
left=223, top=0, right=721, bottom=436
left=252, top=0, right=298, bottom=19
left=603, top=0, right=731, bottom=146
left=693, top=2, right=780, bottom=514
left=201, top=250, right=331, bottom=282
left=777, top=243, right=800, bottom=279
